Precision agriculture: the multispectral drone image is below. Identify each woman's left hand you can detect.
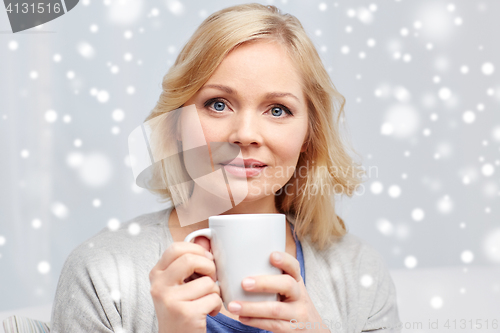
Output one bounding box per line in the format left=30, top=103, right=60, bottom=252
left=227, top=251, right=331, bottom=332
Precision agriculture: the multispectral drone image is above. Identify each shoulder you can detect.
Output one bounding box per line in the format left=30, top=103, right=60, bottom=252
left=51, top=209, right=171, bottom=332
left=305, top=232, right=392, bottom=295
left=305, top=232, right=384, bottom=268
left=61, top=207, right=172, bottom=277
left=302, top=232, right=402, bottom=331
left=305, top=231, right=393, bottom=295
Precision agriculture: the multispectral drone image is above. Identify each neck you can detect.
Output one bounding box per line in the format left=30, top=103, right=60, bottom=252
left=169, top=183, right=280, bottom=230
left=219, top=196, right=279, bottom=215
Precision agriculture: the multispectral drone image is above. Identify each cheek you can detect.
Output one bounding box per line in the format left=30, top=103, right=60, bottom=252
left=179, top=109, right=207, bottom=150
left=199, top=118, right=225, bottom=143
left=268, top=126, right=307, bottom=164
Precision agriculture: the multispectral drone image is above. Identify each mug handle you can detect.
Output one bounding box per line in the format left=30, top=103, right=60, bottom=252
left=183, top=228, right=213, bottom=243
left=184, top=229, right=219, bottom=287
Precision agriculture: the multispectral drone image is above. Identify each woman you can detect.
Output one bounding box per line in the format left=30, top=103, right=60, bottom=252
left=51, top=3, right=402, bottom=332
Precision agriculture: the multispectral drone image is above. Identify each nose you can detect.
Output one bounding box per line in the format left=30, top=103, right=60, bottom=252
left=227, top=109, right=263, bottom=148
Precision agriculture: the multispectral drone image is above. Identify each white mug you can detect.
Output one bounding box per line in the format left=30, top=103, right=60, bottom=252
left=183, top=213, right=286, bottom=309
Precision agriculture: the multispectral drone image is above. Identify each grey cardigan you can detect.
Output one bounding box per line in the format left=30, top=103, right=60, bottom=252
left=50, top=207, right=402, bottom=332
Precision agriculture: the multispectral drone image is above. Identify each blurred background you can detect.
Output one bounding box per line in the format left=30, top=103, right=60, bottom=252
left=1, top=0, right=499, bottom=329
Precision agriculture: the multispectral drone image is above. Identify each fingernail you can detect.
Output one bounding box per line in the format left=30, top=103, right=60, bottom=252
left=242, top=278, right=255, bottom=289
left=205, top=250, right=213, bottom=259
left=272, top=252, right=282, bottom=262
left=228, top=302, right=241, bottom=313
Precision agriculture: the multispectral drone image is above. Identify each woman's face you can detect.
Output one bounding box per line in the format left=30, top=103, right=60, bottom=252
left=181, top=40, right=308, bottom=203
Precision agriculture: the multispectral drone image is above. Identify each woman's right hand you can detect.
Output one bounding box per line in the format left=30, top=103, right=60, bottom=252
left=149, top=241, right=222, bottom=333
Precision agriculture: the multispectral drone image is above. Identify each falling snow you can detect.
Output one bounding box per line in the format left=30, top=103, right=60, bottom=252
left=388, top=185, right=402, bottom=198
left=108, top=0, right=143, bottom=25
left=376, top=218, right=394, bottom=236
left=37, top=261, right=50, bottom=274
left=437, top=195, right=454, bottom=214
left=460, top=250, right=474, bottom=264
left=483, top=229, right=500, bottom=263
left=383, top=105, right=420, bottom=138
left=108, top=218, right=120, bottom=231
left=481, top=62, right=494, bottom=75
left=97, top=90, right=110, bottom=103
left=404, top=256, right=418, bottom=269
left=481, top=164, right=494, bottom=177
left=462, top=110, right=476, bottom=124
left=8, top=40, right=19, bottom=50
left=370, top=181, right=383, bottom=194
left=32, top=219, right=42, bottom=229
left=45, top=110, right=58, bottom=123
left=411, top=208, right=425, bottom=221
left=110, top=289, right=121, bottom=302
left=66, top=152, right=84, bottom=168
left=430, top=296, right=443, bottom=309
left=51, top=202, right=69, bottom=218
left=77, top=42, right=95, bottom=59
left=167, top=0, right=184, bottom=15
left=128, top=223, right=141, bottom=235
left=438, top=87, right=451, bottom=100
left=78, top=153, right=113, bottom=187
left=360, top=274, right=374, bottom=288
left=20, top=149, right=29, bottom=158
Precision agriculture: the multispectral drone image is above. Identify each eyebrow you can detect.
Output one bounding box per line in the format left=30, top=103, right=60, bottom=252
left=201, top=84, right=300, bottom=102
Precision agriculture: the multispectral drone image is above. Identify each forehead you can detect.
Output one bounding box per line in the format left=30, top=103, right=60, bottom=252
left=205, top=40, right=304, bottom=101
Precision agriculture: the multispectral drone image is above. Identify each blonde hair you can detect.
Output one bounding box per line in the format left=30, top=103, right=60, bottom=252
left=145, top=3, right=366, bottom=251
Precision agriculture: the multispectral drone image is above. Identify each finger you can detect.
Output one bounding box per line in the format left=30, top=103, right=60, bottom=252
left=188, top=292, right=222, bottom=318
left=270, top=251, right=302, bottom=282
left=164, top=252, right=217, bottom=285
left=228, top=300, right=294, bottom=321
left=241, top=274, right=300, bottom=301
left=153, top=242, right=211, bottom=272
left=239, top=317, right=290, bottom=332
left=208, top=307, right=221, bottom=318
left=171, top=275, right=220, bottom=301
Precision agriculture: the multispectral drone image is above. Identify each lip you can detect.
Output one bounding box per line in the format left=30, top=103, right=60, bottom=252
left=219, top=158, right=267, bottom=178
left=219, top=157, right=267, bottom=168
left=221, top=163, right=266, bottom=178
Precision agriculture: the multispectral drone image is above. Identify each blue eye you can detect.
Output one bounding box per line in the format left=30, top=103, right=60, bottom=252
left=271, top=107, right=283, bottom=117
left=213, top=101, right=225, bottom=111
left=204, top=98, right=227, bottom=112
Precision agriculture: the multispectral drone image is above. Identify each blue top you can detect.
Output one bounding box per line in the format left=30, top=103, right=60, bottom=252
left=207, top=221, right=305, bottom=332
